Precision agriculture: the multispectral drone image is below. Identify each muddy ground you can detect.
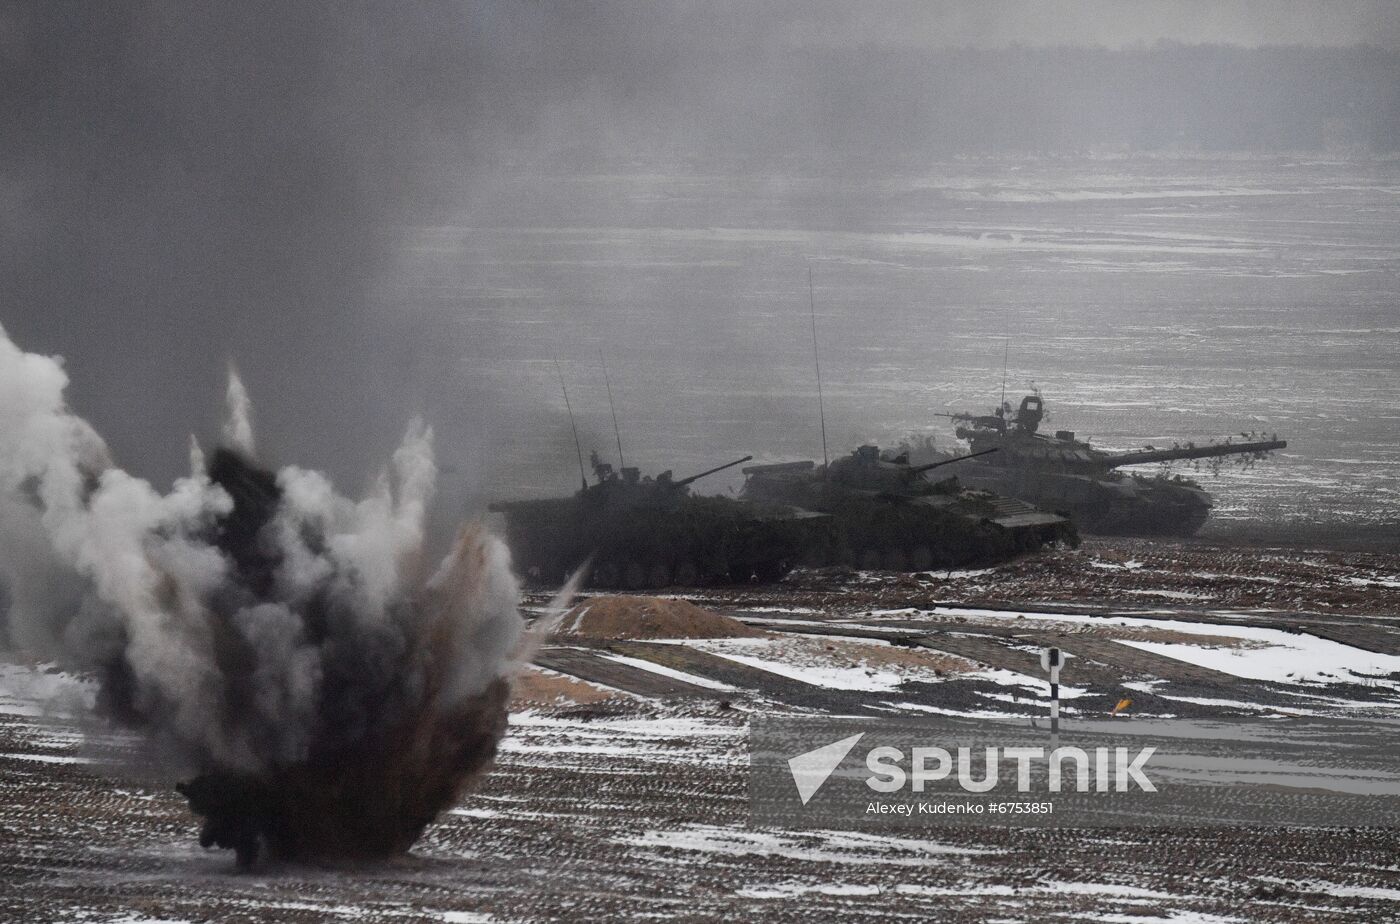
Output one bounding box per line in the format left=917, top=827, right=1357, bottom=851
left=5, top=537, right=1400, bottom=922
left=690, top=537, right=1400, bottom=619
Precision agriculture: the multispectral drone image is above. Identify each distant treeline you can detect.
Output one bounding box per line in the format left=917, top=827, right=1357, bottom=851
left=522, top=43, right=1400, bottom=162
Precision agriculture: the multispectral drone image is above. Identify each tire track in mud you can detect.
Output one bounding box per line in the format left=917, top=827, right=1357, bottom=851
left=596, top=641, right=894, bottom=715
left=1044, top=635, right=1262, bottom=691
left=736, top=615, right=1331, bottom=711
left=740, top=617, right=1130, bottom=689
left=535, top=647, right=720, bottom=698
left=903, top=618, right=1400, bottom=706
left=1288, top=621, right=1400, bottom=657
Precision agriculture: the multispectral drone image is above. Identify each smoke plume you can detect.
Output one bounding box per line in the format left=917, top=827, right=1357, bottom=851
left=0, top=325, right=523, bottom=866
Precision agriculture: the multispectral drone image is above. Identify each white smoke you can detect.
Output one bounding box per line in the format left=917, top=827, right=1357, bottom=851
left=0, top=324, right=524, bottom=781
left=222, top=365, right=256, bottom=456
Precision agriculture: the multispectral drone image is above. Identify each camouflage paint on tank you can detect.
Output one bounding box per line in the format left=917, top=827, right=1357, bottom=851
left=927, top=394, right=1286, bottom=537
left=740, top=445, right=1077, bottom=571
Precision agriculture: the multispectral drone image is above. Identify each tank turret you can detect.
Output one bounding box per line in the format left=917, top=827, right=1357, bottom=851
left=929, top=393, right=1288, bottom=536
left=824, top=445, right=1000, bottom=494
left=568, top=451, right=753, bottom=509
left=741, top=444, right=1075, bottom=572
left=489, top=451, right=822, bottom=589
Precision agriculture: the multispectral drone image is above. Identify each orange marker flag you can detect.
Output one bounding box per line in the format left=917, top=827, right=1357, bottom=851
left=1112, top=698, right=1132, bottom=715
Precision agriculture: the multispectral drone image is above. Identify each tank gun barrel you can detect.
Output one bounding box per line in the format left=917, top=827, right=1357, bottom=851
left=674, top=455, right=754, bottom=488
left=908, top=447, right=998, bottom=475
left=1106, top=439, right=1286, bottom=468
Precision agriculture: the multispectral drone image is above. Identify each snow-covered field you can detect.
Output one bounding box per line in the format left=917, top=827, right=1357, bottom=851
left=3, top=651, right=1400, bottom=922
left=8, top=536, right=1400, bottom=921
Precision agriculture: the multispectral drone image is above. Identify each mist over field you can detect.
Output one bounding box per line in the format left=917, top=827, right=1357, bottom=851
left=7, top=4, right=1400, bottom=916
left=2, top=1, right=1397, bottom=536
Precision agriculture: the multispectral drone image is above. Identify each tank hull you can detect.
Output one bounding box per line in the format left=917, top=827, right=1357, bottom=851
left=932, top=394, right=1281, bottom=537
left=940, top=462, right=1213, bottom=537
left=491, top=494, right=827, bottom=589
left=741, top=471, right=1077, bottom=570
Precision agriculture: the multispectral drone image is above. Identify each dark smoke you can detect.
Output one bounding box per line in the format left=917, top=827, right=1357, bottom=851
left=0, top=329, right=526, bottom=866
left=178, top=449, right=511, bottom=866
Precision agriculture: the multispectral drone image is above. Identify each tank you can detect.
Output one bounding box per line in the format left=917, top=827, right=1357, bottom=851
left=740, top=445, right=1077, bottom=571
left=928, top=394, right=1287, bottom=536
left=489, top=451, right=829, bottom=589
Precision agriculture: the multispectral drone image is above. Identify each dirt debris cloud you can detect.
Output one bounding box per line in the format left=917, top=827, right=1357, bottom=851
left=0, top=325, right=524, bottom=866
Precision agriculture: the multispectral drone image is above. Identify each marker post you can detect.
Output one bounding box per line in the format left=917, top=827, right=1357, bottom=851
left=1040, top=647, right=1062, bottom=748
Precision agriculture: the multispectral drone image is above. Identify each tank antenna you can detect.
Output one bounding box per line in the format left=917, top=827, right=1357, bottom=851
left=809, top=264, right=830, bottom=471
left=553, top=357, right=588, bottom=490
left=999, top=336, right=1010, bottom=415
left=600, top=350, right=625, bottom=471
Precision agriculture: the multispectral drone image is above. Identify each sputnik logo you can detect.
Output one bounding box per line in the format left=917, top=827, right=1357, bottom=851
left=788, top=733, right=864, bottom=805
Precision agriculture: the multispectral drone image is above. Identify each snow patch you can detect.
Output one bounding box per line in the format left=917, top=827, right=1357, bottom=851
left=594, top=652, right=737, bottom=692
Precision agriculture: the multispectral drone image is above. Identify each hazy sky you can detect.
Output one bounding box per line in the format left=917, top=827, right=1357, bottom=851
left=1, top=1, right=1396, bottom=498
left=781, top=1, right=1400, bottom=49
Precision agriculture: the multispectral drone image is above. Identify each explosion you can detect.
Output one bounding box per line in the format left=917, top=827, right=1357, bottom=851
left=0, top=326, right=526, bottom=867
